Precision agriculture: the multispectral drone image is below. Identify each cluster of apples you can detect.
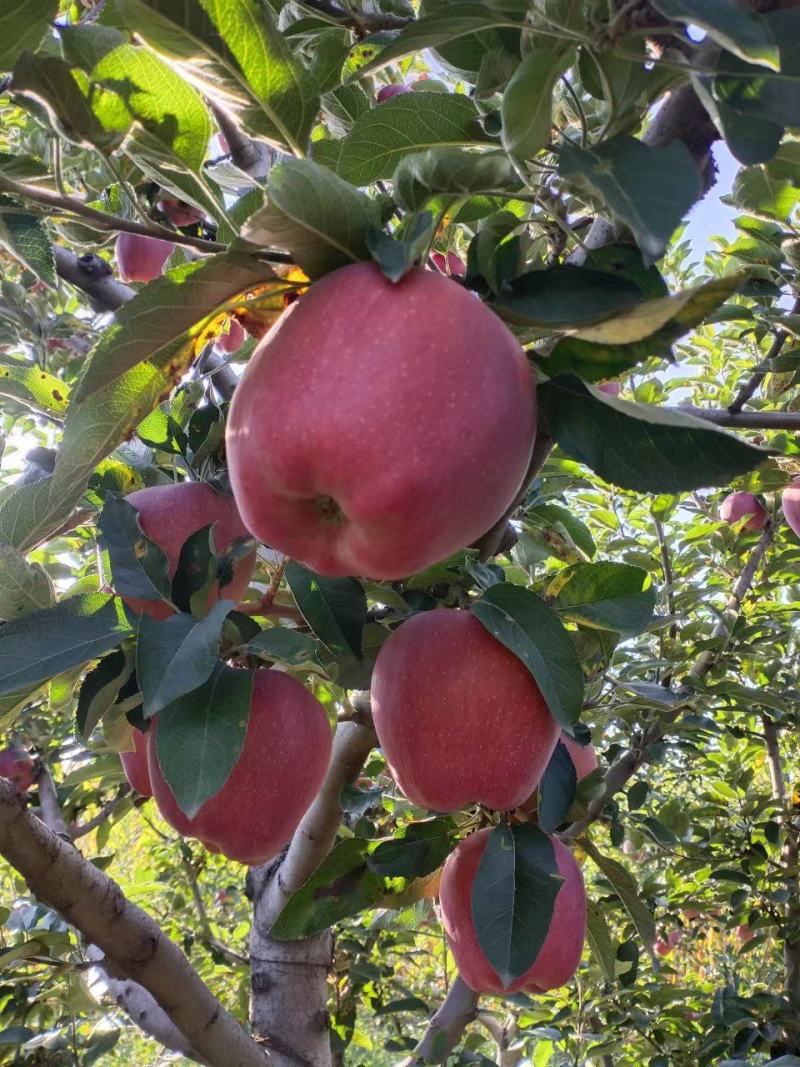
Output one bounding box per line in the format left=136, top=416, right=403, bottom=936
left=720, top=481, right=800, bottom=537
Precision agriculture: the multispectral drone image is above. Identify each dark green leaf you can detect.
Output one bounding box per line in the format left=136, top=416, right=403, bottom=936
left=97, top=496, right=171, bottom=608
left=0, top=1, right=58, bottom=73
left=554, top=562, right=655, bottom=635
left=471, top=823, right=561, bottom=987
left=559, top=136, right=703, bottom=263
left=154, top=663, right=253, bottom=818
left=472, top=582, right=584, bottom=726
left=0, top=594, right=133, bottom=697
left=367, top=211, right=436, bottom=282
left=170, top=525, right=216, bottom=616
left=76, top=648, right=133, bottom=740
left=393, top=147, right=520, bottom=211
left=538, top=375, right=769, bottom=493
left=243, top=627, right=322, bottom=666
left=491, top=264, right=643, bottom=329
left=367, top=818, right=455, bottom=879
left=501, top=45, right=573, bottom=157
left=136, top=599, right=231, bottom=717
left=585, top=898, right=616, bottom=983
left=652, top=0, right=778, bottom=69
left=285, top=562, right=366, bottom=660
left=538, top=741, right=578, bottom=832
left=584, top=839, right=656, bottom=952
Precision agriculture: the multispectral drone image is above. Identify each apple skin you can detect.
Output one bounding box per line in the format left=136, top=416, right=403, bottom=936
left=147, top=669, right=332, bottom=865
left=720, top=491, right=768, bottom=531
left=215, top=317, right=246, bottom=354
left=429, top=250, right=467, bottom=278
left=439, top=828, right=586, bottom=994
left=120, top=728, right=153, bottom=797
left=561, top=733, right=598, bottom=781
left=123, top=483, right=256, bottom=620
left=736, top=924, right=755, bottom=943
left=654, top=938, right=673, bottom=957
left=115, top=232, right=174, bottom=283
left=782, top=478, right=800, bottom=536
left=370, top=610, right=559, bottom=811
left=158, top=198, right=205, bottom=227
left=0, top=747, right=35, bottom=792
left=597, top=380, right=620, bottom=397
left=226, top=263, right=536, bottom=580
left=376, top=84, right=412, bottom=102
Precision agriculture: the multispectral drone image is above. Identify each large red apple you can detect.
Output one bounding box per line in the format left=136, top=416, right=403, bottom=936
left=115, top=232, right=174, bottom=283
left=0, top=747, right=35, bottom=792
left=120, top=728, right=152, bottom=797
left=147, top=669, right=332, bottom=865
left=226, top=263, right=536, bottom=579
left=439, top=828, right=586, bottom=994
left=370, top=610, right=559, bottom=811
left=782, top=478, right=800, bottom=536
left=720, top=491, right=768, bottom=531
left=123, top=482, right=256, bottom=620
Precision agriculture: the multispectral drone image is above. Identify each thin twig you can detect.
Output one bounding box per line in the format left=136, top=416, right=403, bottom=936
left=728, top=297, right=800, bottom=414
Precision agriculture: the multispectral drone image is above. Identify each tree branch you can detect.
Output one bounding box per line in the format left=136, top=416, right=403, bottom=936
left=53, top=246, right=134, bottom=312
left=209, top=102, right=286, bottom=179
left=728, top=296, right=800, bottom=414
left=675, top=405, right=800, bottom=431
left=0, top=782, right=266, bottom=1067
left=404, top=977, right=479, bottom=1065
left=292, top=0, right=411, bottom=31
left=34, top=763, right=68, bottom=837
left=71, top=786, right=130, bottom=840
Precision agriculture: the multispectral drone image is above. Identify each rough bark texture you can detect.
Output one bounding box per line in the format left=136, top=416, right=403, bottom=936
left=248, top=713, right=377, bottom=1066
left=0, top=782, right=265, bottom=1067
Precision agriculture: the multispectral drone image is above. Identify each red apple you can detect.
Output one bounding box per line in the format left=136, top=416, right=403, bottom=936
left=147, top=669, right=332, bottom=865
left=736, top=924, right=755, bottom=943
left=654, top=938, right=673, bottom=957
left=158, top=198, right=205, bottom=227
left=561, top=733, right=598, bottom=781
left=720, top=491, right=768, bottom=531
left=370, top=610, right=559, bottom=811
left=115, top=232, right=174, bottom=283
left=681, top=908, right=702, bottom=922
left=226, top=263, right=536, bottom=579
left=439, top=828, right=586, bottom=994
left=123, top=482, right=256, bottom=620
left=667, top=929, right=682, bottom=948
left=376, top=84, right=412, bottom=102
left=0, top=747, right=35, bottom=792
left=597, top=380, right=620, bottom=397
left=215, top=317, right=246, bottom=355
left=429, top=251, right=467, bottom=278
left=120, top=728, right=152, bottom=797
left=782, top=478, right=800, bottom=536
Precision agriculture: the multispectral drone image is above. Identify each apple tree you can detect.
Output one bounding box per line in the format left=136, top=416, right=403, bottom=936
left=0, top=0, right=799, bottom=1064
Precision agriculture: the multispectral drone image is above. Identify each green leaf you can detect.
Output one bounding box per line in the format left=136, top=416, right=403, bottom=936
left=367, top=211, right=436, bottom=282
left=0, top=362, right=69, bottom=417
left=526, top=503, right=596, bottom=560
left=393, top=147, right=520, bottom=211
left=137, top=599, right=231, bottom=717
left=554, top=563, right=655, bottom=635
left=471, top=823, right=562, bottom=988
left=731, top=163, right=800, bottom=223
left=97, top=496, right=171, bottom=608
left=115, top=0, right=319, bottom=154
left=345, top=5, right=516, bottom=79
left=490, top=265, right=643, bottom=330
left=585, top=898, right=616, bottom=983
left=13, top=51, right=130, bottom=151
left=0, top=0, right=57, bottom=73
left=337, top=93, right=490, bottom=186
left=692, top=73, right=784, bottom=166
left=0, top=476, right=64, bottom=553
left=538, top=375, right=769, bottom=493
left=285, top=562, right=366, bottom=660
left=243, top=160, right=379, bottom=279
left=74, top=252, right=271, bottom=402
left=583, top=838, right=656, bottom=953
left=366, top=818, right=455, bottom=879
left=0, top=594, right=133, bottom=697
left=0, top=202, right=56, bottom=287
left=652, top=0, right=778, bottom=70
left=271, top=838, right=382, bottom=940
left=472, top=582, right=584, bottom=726
left=538, top=741, right=578, bottom=832
left=154, top=662, right=253, bottom=818
left=170, top=525, right=217, bottom=616
left=559, top=136, right=703, bottom=263
left=0, top=541, right=55, bottom=622
left=243, top=627, right=323, bottom=667
left=501, top=45, right=573, bottom=158
left=76, top=649, right=134, bottom=741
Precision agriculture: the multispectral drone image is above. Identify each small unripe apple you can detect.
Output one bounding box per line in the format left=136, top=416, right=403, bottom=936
left=226, top=263, right=536, bottom=579
left=371, top=609, right=559, bottom=811
left=376, top=83, right=412, bottom=102
left=147, top=669, right=332, bottom=865
left=123, top=482, right=256, bottom=620
left=720, top=491, right=768, bottom=531
left=429, top=251, right=466, bottom=278
left=116, top=232, right=174, bottom=283
left=439, top=828, right=586, bottom=994
left=215, top=318, right=246, bottom=354
left=0, top=747, right=35, bottom=792
left=782, top=478, right=800, bottom=537
left=120, top=728, right=152, bottom=797
left=158, top=198, right=205, bottom=227
left=597, top=380, right=620, bottom=397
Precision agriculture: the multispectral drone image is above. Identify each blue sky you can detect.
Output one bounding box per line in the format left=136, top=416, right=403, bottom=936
left=682, top=141, right=739, bottom=256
